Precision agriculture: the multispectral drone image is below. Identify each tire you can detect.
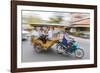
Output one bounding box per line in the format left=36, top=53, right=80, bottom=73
left=34, top=44, right=43, bottom=53
left=56, top=44, right=63, bottom=54
left=74, top=48, right=84, bottom=58
left=56, top=44, right=66, bottom=55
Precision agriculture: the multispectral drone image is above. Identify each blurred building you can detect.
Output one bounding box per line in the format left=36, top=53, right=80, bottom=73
left=70, top=18, right=90, bottom=33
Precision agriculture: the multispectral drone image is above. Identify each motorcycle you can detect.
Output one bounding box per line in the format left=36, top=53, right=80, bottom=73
left=56, top=38, right=84, bottom=58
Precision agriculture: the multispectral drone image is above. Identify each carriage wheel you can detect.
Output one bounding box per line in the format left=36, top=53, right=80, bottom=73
left=75, top=48, right=84, bottom=58
left=34, top=44, right=43, bottom=53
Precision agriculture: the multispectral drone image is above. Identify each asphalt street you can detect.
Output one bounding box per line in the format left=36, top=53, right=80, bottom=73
left=21, top=36, right=90, bottom=62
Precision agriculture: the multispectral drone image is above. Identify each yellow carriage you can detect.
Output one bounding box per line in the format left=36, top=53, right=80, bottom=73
left=31, top=36, right=59, bottom=53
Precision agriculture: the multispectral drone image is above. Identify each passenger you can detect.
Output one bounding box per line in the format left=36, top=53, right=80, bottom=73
left=38, top=27, right=48, bottom=44
left=39, top=27, right=44, bottom=36
left=31, top=27, right=39, bottom=38
left=48, top=27, right=53, bottom=39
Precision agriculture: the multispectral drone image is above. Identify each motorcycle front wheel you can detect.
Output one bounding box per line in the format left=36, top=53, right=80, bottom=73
left=74, top=48, right=84, bottom=58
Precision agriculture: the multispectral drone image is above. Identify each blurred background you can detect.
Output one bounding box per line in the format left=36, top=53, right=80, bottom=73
left=22, top=11, right=90, bottom=40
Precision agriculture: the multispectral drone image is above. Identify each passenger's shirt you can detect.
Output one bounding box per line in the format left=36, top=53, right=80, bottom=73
left=48, top=29, right=53, bottom=39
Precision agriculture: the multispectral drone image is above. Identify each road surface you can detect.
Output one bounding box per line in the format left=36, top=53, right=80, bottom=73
left=21, top=35, right=90, bottom=62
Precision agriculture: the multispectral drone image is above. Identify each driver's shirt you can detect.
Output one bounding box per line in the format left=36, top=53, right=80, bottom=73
left=64, top=32, right=70, bottom=43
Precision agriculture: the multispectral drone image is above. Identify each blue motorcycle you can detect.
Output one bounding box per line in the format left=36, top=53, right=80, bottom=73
left=56, top=38, right=84, bottom=58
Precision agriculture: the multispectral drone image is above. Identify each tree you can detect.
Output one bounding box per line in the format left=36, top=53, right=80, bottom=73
left=22, top=15, right=43, bottom=25
left=48, top=13, right=64, bottom=24
left=27, top=16, right=42, bottom=24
